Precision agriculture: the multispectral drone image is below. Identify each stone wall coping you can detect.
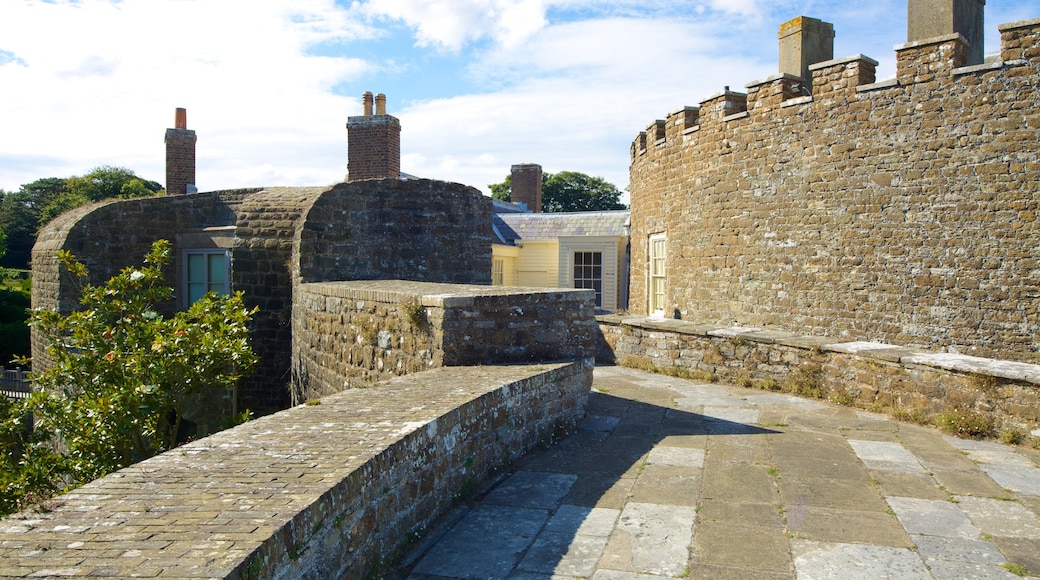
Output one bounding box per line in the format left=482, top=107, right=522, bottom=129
left=744, top=72, right=802, bottom=90
left=668, top=105, right=700, bottom=118
left=998, top=17, right=1040, bottom=32
left=808, top=53, right=879, bottom=71
left=953, top=60, right=1007, bottom=75
left=701, top=88, right=748, bottom=103
left=855, top=77, right=900, bottom=92
left=300, top=279, right=592, bottom=308
left=894, top=32, right=966, bottom=52
left=780, top=96, right=813, bottom=108
left=598, top=315, right=1040, bottom=385
left=723, top=111, right=749, bottom=123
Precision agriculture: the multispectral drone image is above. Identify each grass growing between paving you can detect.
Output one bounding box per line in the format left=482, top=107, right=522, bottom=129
left=620, top=357, right=1040, bottom=449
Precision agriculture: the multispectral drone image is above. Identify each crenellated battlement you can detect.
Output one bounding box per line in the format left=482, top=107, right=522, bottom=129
left=627, top=10, right=1040, bottom=363
left=632, top=17, right=1040, bottom=160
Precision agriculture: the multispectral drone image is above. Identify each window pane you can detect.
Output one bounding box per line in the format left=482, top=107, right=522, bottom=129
left=188, top=282, right=206, bottom=305
left=208, top=254, right=227, bottom=285
left=187, top=254, right=204, bottom=284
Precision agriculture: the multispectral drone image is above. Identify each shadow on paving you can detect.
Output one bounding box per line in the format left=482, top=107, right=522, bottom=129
left=393, top=375, right=778, bottom=579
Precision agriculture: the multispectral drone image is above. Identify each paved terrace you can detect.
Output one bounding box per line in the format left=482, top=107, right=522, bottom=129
left=399, top=366, right=1040, bottom=579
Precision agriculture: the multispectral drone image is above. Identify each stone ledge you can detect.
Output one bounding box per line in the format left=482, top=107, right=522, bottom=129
left=856, top=77, right=900, bottom=92
left=0, top=362, right=593, bottom=579
left=998, top=17, right=1040, bottom=32
left=597, top=315, right=1040, bottom=385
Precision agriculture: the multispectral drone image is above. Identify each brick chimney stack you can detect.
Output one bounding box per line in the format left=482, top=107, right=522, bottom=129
left=511, top=164, right=542, bottom=213
left=346, top=92, right=401, bottom=181
left=165, top=107, right=197, bottom=195
left=778, top=16, right=835, bottom=93
left=908, top=0, right=985, bottom=65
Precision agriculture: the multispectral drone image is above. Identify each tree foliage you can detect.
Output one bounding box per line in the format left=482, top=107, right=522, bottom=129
left=490, top=175, right=512, bottom=202
left=0, top=167, right=162, bottom=270
left=488, top=170, right=627, bottom=212
left=0, top=240, right=257, bottom=515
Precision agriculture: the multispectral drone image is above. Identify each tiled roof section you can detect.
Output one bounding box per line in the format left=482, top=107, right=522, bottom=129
left=492, top=199, right=526, bottom=213
left=494, top=210, right=630, bottom=244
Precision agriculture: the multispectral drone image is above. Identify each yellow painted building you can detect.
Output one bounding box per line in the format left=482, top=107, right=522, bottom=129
left=492, top=210, right=630, bottom=312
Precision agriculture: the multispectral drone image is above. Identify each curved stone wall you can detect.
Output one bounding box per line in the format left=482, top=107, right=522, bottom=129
left=0, top=362, right=592, bottom=579
left=629, top=19, right=1040, bottom=362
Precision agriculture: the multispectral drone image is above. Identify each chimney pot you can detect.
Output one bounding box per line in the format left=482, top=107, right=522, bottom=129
left=375, top=93, right=387, bottom=115
left=363, top=92, right=374, bottom=116
left=175, top=107, right=187, bottom=129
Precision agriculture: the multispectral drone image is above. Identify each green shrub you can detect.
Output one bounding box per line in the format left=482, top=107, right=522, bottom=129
left=935, top=408, right=996, bottom=439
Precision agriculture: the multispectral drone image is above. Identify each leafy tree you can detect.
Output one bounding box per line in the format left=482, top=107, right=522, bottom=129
left=0, top=395, right=69, bottom=516
left=63, top=165, right=161, bottom=203
left=488, top=171, right=627, bottom=212
left=0, top=190, right=41, bottom=270
left=0, top=240, right=257, bottom=512
left=40, top=166, right=161, bottom=225
left=0, top=168, right=161, bottom=270
left=543, top=171, right=627, bottom=212
left=0, top=285, right=30, bottom=367
left=38, top=192, right=91, bottom=226
left=490, top=174, right=512, bottom=202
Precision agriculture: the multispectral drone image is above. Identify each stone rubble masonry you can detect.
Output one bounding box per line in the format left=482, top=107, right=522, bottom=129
left=0, top=361, right=593, bottom=579
left=291, top=280, right=597, bottom=403
left=598, top=315, right=1040, bottom=430
left=628, top=17, right=1040, bottom=364
left=31, top=178, right=492, bottom=418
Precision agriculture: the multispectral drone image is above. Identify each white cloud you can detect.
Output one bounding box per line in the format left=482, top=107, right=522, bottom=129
left=395, top=15, right=774, bottom=197
left=706, top=0, right=763, bottom=19
left=0, top=0, right=374, bottom=191
left=2, top=0, right=1035, bottom=201
left=360, top=0, right=548, bottom=51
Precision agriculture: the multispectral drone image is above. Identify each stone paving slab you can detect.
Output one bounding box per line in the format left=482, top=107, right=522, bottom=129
left=397, top=366, right=1040, bottom=579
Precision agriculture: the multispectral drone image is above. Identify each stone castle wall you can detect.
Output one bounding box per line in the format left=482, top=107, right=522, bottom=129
left=628, top=18, right=1040, bottom=363
left=31, top=178, right=494, bottom=416
left=295, top=178, right=491, bottom=285
left=291, top=280, right=596, bottom=403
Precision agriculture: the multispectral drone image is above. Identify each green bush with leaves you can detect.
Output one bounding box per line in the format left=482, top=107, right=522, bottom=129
left=1, top=240, right=257, bottom=514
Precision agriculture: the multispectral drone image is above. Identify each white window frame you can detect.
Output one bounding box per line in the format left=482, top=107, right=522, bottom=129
left=183, top=249, right=231, bottom=307
left=572, top=250, right=604, bottom=308
left=649, top=233, right=666, bottom=317
left=492, top=258, right=505, bottom=285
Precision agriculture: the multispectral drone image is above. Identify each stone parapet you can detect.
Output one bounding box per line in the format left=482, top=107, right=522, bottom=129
left=598, top=316, right=1040, bottom=429
left=0, top=362, right=592, bottom=579
left=291, top=280, right=596, bottom=403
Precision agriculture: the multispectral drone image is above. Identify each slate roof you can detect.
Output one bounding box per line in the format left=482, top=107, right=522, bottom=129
left=493, top=210, right=630, bottom=245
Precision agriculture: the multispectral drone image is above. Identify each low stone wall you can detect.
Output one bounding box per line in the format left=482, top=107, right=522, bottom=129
left=0, top=362, right=592, bottom=579
left=599, top=315, right=1040, bottom=431
left=292, top=280, right=596, bottom=403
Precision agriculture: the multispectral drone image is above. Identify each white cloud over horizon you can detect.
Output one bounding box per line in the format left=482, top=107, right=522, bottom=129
left=1, top=0, right=1036, bottom=199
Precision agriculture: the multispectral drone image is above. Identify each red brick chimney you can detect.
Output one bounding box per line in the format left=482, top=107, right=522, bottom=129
left=510, top=164, right=542, bottom=213
left=165, top=108, right=197, bottom=195
left=346, top=92, right=401, bottom=181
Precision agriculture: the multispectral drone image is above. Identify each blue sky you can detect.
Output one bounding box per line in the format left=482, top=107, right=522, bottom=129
left=1, top=0, right=1036, bottom=199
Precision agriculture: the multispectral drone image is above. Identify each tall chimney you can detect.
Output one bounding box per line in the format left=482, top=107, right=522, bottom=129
left=908, top=0, right=985, bottom=65
left=778, top=16, right=835, bottom=93
left=165, top=107, right=197, bottom=195
left=346, top=92, right=401, bottom=181
left=511, top=164, right=542, bottom=213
